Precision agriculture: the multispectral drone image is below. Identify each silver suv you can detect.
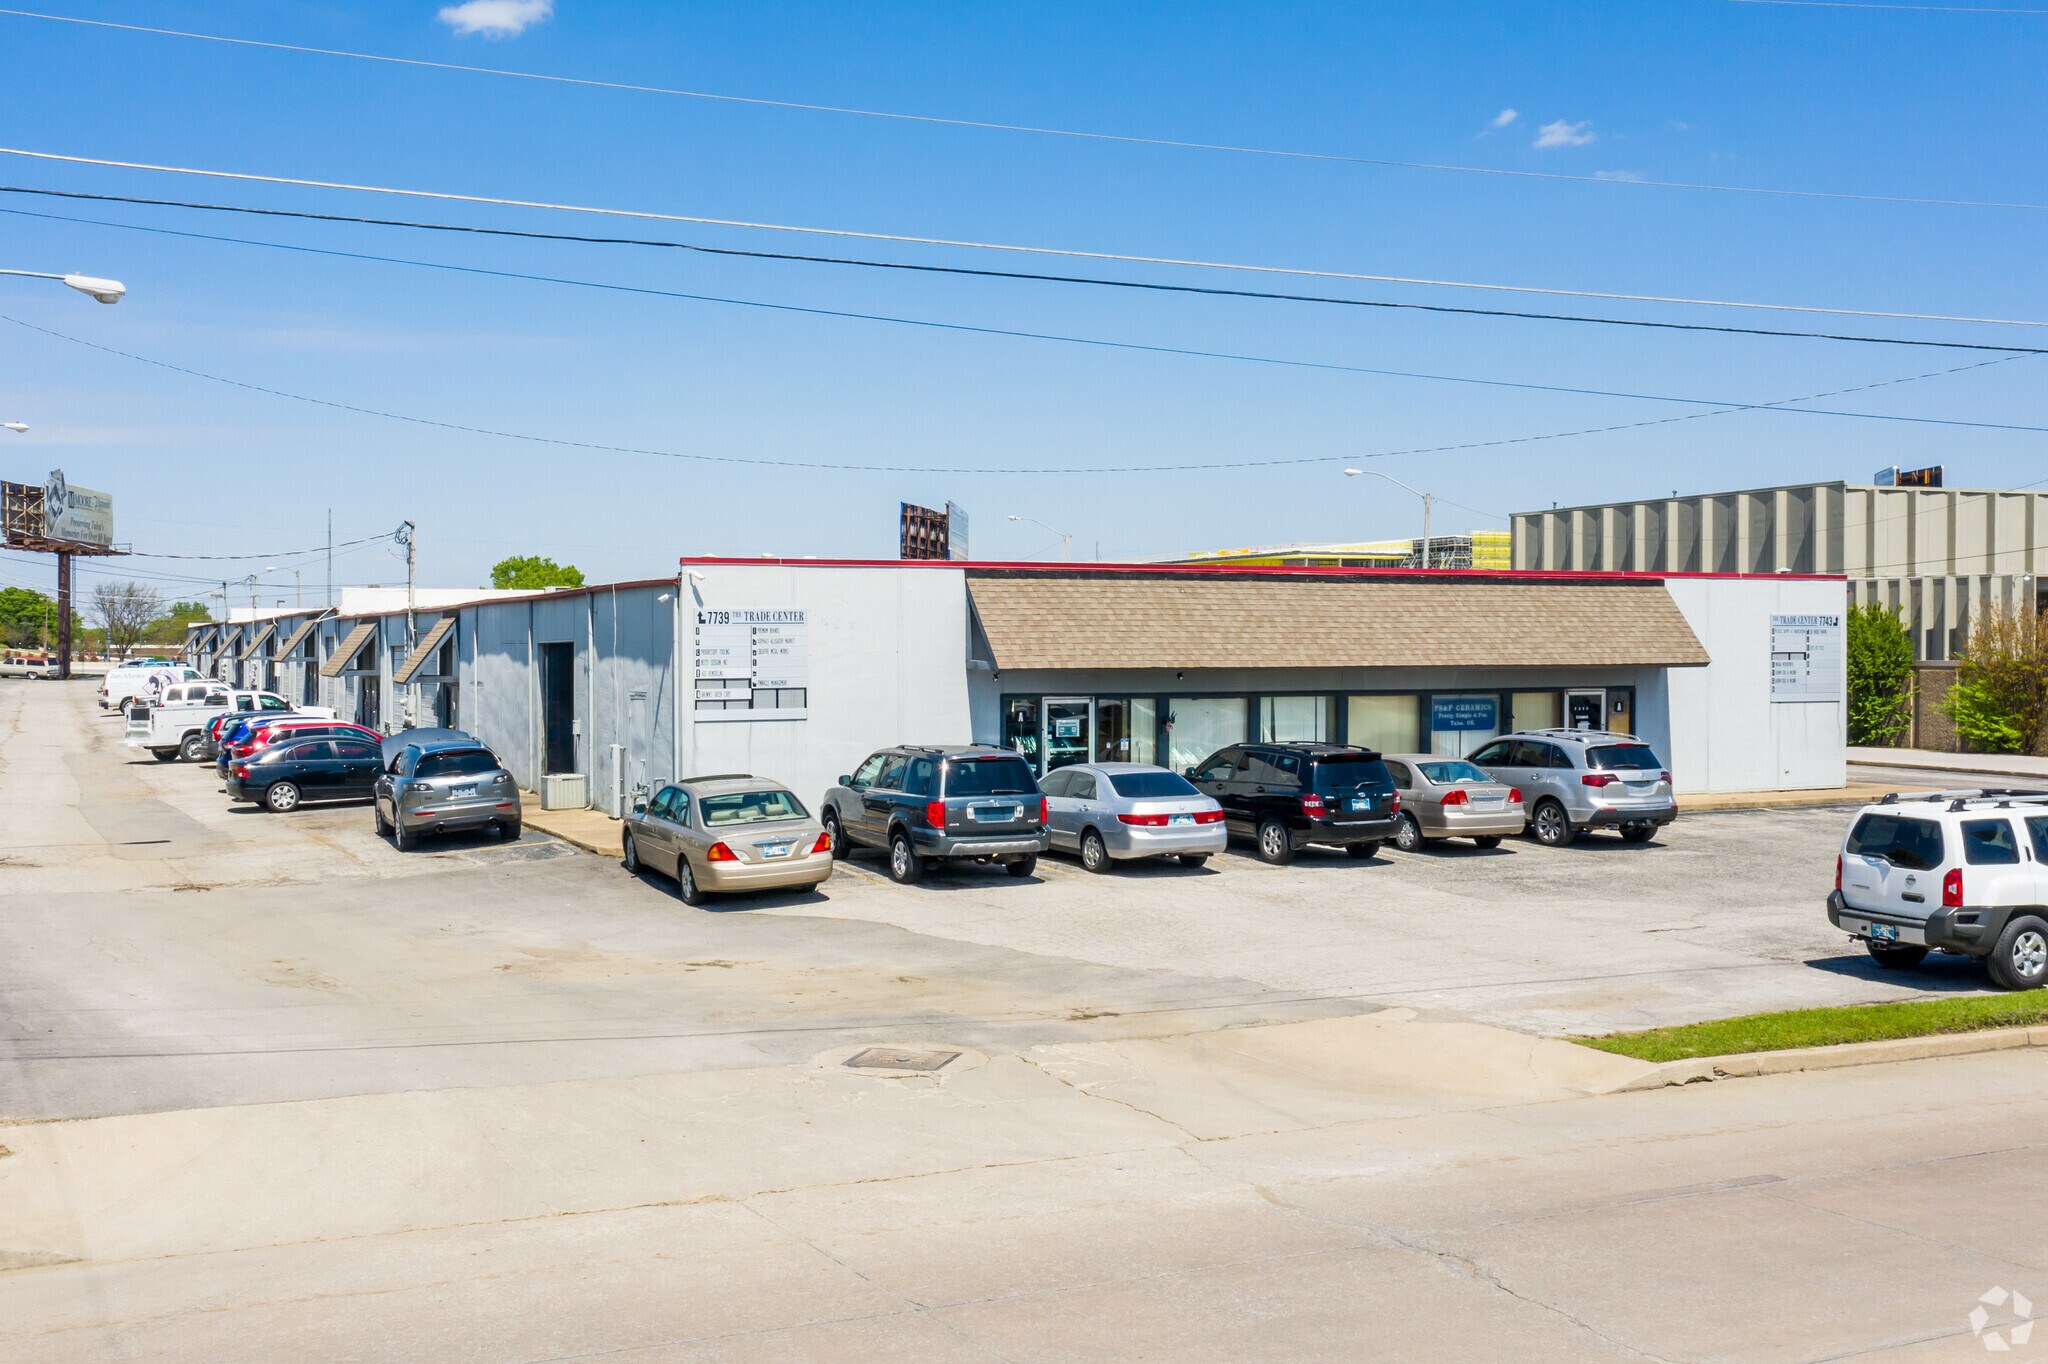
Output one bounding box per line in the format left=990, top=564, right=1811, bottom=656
left=373, top=740, right=522, bottom=850
left=1470, top=729, right=1676, bottom=847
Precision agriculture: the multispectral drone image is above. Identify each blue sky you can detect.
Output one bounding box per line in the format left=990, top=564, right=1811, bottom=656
left=1, top=0, right=2045, bottom=602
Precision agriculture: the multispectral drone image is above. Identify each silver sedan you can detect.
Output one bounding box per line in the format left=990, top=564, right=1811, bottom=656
left=1381, top=755, right=1525, bottom=851
left=1041, top=762, right=1228, bottom=872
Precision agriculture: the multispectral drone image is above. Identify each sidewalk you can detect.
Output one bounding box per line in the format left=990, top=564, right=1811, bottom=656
left=1849, top=745, right=2048, bottom=780
left=1681, top=782, right=1894, bottom=812
left=519, top=792, right=621, bottom=858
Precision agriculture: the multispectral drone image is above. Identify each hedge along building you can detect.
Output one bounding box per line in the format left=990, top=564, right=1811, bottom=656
left=187, top=559, right=1847, bottom=812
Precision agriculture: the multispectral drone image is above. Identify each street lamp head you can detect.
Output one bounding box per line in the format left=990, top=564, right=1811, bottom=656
left=1342, top=468, right=1363, bottom=477
left=1, top=422, right=25, bottom=435
left=62, top=274, right=126, bottom=304
left=1006, top=514, right=1022, bottom=522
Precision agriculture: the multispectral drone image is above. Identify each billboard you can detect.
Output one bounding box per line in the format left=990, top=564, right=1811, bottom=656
left=900, top=502, right=950, bottom=560
left=42, top=470, right=114, bottom=547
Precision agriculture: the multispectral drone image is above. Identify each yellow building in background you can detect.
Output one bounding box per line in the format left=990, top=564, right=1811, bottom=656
left=1179, top=529, right=1511, bottom=570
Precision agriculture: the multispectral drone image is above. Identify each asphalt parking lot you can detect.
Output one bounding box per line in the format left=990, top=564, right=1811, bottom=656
left=0, top=678, right=1997, bottom=1122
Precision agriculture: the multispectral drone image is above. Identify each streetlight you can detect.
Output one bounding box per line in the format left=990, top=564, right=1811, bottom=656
left=1343, top=468, right=1436, bottom=570
left=264, top=563, right=302, bottom=607
left=2, top=423, right=25, bottom=435
left=1006, top=513, right=1073, bottom=562
left=0, top=269, right=127, bottom=304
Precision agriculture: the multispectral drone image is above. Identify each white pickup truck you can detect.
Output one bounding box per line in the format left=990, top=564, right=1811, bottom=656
left=125, top=689, right=334, bottom=762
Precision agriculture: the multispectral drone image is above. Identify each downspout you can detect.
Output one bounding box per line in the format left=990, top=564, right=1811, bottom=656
left=527, top=598, right=538, bottom=791
left=670, top=572, right=684, bottom=784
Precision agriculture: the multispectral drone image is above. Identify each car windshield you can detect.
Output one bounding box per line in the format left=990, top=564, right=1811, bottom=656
left=1587, top=744, right=1663, bottom=771
left=700, top=789, right=808, bottom=825
left=1846, top=813, right=1946, bottom=870
left=415, top=750, right=501, bottom=779
left=1417, top=761, right=1490, bottom=785
left=1310, top=754, right=1394, bottom=791
left=1107, top=771, right=1200, bottom=798
left=943, top=757, right=1037, bottom=796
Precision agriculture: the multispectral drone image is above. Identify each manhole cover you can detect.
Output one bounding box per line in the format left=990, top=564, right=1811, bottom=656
left=843, top=1047, right=960, bottom=1072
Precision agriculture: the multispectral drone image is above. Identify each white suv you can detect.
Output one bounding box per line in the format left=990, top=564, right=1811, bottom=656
left=1829, top=791, right=2048, bottom=989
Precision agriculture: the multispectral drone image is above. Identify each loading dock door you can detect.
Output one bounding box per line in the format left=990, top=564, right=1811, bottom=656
left=539, top=642, right=576, bottom=775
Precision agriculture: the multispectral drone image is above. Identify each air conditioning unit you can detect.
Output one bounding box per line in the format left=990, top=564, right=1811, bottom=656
left=540, top=772, right=588, bottom=810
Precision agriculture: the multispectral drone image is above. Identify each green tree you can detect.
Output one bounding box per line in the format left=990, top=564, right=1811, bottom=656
left=144, top=600, right=213, bottom=646
left=0, top=586, right=57, bottom=648
left=490, top=555, right=585, bottom=591
left=1845, top=603, right=1914, bottom=747
left=1938, top=602, right=2048, bottom=754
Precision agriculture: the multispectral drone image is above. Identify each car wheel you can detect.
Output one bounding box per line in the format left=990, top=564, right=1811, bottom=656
left=1348, top=841, right=1381, bottom=859
left=499, top=820, right=521, bottom=842
left=1988, top=916, right=2048, bottom=990
left=1392, top=814, right=1423, bottom=853
left=1531, top=800, right=1574, bottom=847
left=1080, top=830, right=1110, bottom=874
left=1006, top=854, right=1037, bottom=878
left=623, top=832, right=641, bottom=874
left=179, top=733, right=206, bottom=762
left=676, top=857, right=703, bottom=906
left=1620, top=822, right=1656, bottom=844
left=1472, top=835, right=1503, bottom=849
left=821, top=809, right=849, bottom=859
left=374, top=802, right=393, bottom=837
left=888, top=830, right=925, bottom=884
left=1255, top=818, right=1294, bottom=865
left=150, top=748, right=177, bottom=762
left=1867, top=942, right=1929, bottom=970
left=393, top=817, right=414, bottom=852
left=263, top=781, right=301, bottom=813
left=1178, top=853, right=1210, bottom=869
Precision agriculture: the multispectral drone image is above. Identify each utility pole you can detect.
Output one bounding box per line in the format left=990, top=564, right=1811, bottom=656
left=399, top=520, right=417, bottom=650
left=55, top=550, right=71, bottom=676
left=325, top=508, right=332, bottom=610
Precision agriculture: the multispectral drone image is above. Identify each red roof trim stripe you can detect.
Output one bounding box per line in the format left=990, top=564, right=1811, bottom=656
left=675, top=556, right=1845, bottom=583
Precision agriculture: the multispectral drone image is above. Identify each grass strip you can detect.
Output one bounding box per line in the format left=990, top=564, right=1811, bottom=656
left=1577, top=993, right=2048, bottom=1063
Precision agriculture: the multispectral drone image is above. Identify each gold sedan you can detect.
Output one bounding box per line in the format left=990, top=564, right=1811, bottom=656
left=622, top=775, right=833, bottom=905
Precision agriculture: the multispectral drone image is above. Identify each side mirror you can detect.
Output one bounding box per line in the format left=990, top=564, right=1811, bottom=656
left=1183, top=768, right=1197, bottom=779
left=632, top=798, right=648, bottom=814
left=837, top=775, right=852, bottom=788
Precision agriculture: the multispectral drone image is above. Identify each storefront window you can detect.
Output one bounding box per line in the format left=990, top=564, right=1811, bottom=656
left=1346, top=694, right=1419, bottom=755
left=1429, top=693, right=1501, bottom=759
left=1001, top=696, right=1040, bottom=766
left=1511, top=690, right=1561, bottom=732
left=1166, top=697, right=1246, bottom=774
left=1258, top=694, right=1335, bottom=743
left=1045, top=697, right=1091, bottom=771
left=1128, top=697, right=1158, bottom=765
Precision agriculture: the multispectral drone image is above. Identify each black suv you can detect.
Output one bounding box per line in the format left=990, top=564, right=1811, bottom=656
left=1187, top=743, right=1400, bottom=863
left=822, top=745, right=1049, bottom=884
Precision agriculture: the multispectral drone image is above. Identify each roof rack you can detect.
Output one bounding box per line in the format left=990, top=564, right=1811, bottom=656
left=1525, top=727, right=1638, bottom=742
left=1877, top=788, right=2048, bottom=808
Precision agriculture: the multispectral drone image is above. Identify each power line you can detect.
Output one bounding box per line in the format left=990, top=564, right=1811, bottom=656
left=5, top=148, right=2047, bottom=331
left=124, top=529, right=398, bottom=561
left=3, top=311, right=2028, bottom=477
left=2, top=188, right=2041, bottom=356
left=3, top=7, right=2044, bottom=211
left=12, top=199, right=2048, bottom=432
left=1727, top=0, right=2048, bottom=11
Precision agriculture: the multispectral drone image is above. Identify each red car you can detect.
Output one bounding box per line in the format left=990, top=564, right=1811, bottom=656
left=227, top=719, right=380, bottom=765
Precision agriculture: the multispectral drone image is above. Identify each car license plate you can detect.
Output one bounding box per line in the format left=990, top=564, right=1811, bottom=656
left=1870, top=922, right=1898, bottom=944
left=452, top=785, right=477, bottom=800
left=1170, top=814, right=1194, bottom=826
left=1348, top=796, right=1372, bottom=812
left=762, top=843, right=792, bottom=859
left=970, top=805, right=1019, bottom=823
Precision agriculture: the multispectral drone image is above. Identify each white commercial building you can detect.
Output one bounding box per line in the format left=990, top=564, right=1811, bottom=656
left=189, top=561, right=1847, bottom=808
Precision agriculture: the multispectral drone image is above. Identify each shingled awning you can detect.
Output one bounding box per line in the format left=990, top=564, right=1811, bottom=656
left=272, top=615, right=322, bottom=660
left=965, top=573, right=1710, bottom=671
left=238, top=622, right=276, bottom=660
left=318, top=622, right=378, bottom=678
left=393, top=616, right=455, bottom=684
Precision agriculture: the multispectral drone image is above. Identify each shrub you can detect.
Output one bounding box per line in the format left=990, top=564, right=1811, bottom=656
left=1938, top=602, right=2048, bottom=754
left=1845, top=603, right=1914, bottom=747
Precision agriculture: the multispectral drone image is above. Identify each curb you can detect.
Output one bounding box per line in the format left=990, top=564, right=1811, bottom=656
left=1609, top=1024, right=2048, bottom=1091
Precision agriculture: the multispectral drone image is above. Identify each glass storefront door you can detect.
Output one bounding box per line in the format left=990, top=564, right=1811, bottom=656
left=1565, top=690, right=1605, bottom=732
left=1097, top=698, right=1131, bottom=763
left=1044, top=697, right=1092, bottom=771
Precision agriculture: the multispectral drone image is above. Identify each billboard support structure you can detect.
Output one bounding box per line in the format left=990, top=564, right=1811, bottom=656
left=2, top=473, right=126, bottom=681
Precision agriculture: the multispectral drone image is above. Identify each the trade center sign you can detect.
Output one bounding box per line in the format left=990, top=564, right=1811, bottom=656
left=693, top=608, right=809, bottom=719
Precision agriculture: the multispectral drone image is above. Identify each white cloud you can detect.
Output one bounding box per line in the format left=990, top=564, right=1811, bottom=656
left=1488, top=108, right=1519, bottom=129
left=1533, top=119, right=1595, bottom=149
left=437, top=0, right=553, bottom=38
left=1593, top=169, right=1643, bottom=182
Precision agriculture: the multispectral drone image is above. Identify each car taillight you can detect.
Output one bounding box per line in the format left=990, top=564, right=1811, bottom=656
left=1301, top=793, right=1325, bottom=816
left=1193, top=810, right=1225, bottom=824
left=1834, top=854, right=1843, bottom=892
left=232, top=765, right=250, bottom=779
left=1508, top=788, right=1523, bottom=804
left=811, top=830, right=832, bottom=854
left=1660, top=771, right=1672, bottom=785
left=1441, top=789, right=1468, bottom=807
left=1943, top=867, right=1964, bottom=909
left=1036, top=796, right=1049, bottom=823
left=925, top=800, right=947, bottom=828
left=1582, top=773, right=1617, bottom=787
left=1118, top=813, right=1170, bottom=826
left=707, top=842, right=737, bottom=862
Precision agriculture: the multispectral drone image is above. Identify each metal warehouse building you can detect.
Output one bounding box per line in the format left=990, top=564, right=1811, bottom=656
left=188, top=560, right=1847, bottom=815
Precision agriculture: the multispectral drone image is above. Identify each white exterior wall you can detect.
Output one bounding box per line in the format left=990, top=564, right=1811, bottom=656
left=682, top=565, right=971, bottom=805
left=1663, top=577, right=1847, bottom=793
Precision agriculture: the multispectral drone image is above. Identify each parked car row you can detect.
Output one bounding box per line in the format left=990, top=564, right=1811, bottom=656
left=618, top=730, right=1679, bottom=907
